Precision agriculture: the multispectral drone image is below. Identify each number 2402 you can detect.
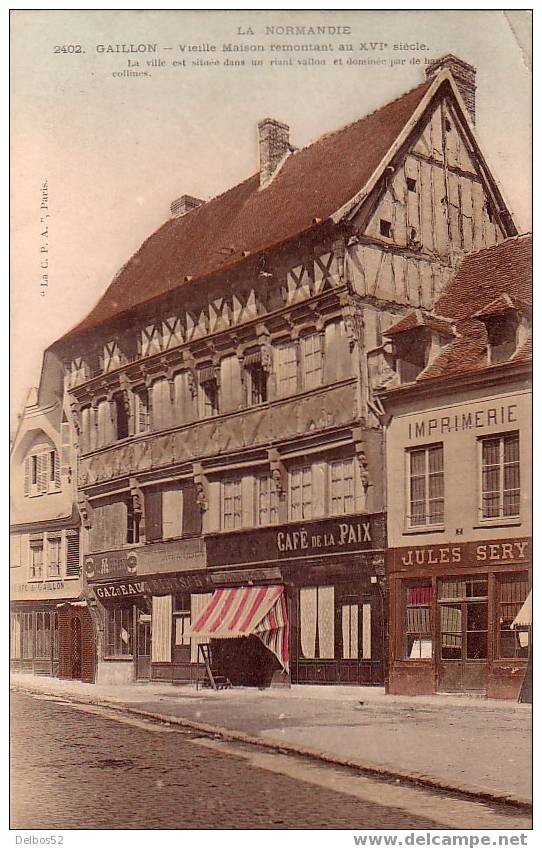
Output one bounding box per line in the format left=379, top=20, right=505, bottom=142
left=53, top=45, right=83, bottom=53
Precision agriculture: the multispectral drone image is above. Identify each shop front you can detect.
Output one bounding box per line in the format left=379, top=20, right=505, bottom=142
left=10, top=578, right=95, bottom=682
left=86, top=536, right=211, bottom=685
left=388, top=538, right=531, bottom=699
left=205, top=512, right=386, bottom=686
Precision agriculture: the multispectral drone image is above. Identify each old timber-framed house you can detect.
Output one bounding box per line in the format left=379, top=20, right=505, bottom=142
left=48, top=55, right=517, bottom=687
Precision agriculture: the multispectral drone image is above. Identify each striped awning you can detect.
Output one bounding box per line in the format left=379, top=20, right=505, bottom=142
left=188, top=585, right=289, bottom=670
left=511, top=591, right=532, bottom=629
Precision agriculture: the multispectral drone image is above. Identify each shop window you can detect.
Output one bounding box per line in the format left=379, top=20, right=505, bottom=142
left=105, top=607, right=133, bottom=657
left=497, top=574, right=529, bottom=659
left=330, top=458, right=355, bottom=516
left=21, top=613, right=34, bottom=659
left=276, top=341, right=298, bottom=398
left=47, top=536, right=62, bottom=578
left=300, top=332, right=323, bottom=390
left=299, top=586, right=335, bottom=659
left=408, top=444, right=444, bottom=527
left=257, top=475, right=278, bottom=526
left=438, top=578, right=488, bottom=662
left=289, top=465, right=313, bottom=521
left=405, top=583, right=433, bottom=659
left=341, top=604, right=359, bottom=659
left=222, top=479, right=242, bottom=530
left=35, top=612, right=52, bottom=659
left=480, top=432, right=520, bottom=520
left=133, top=386, right=149, bottom=434
left=10, top=614, right=22, bottom=660
left=29, top=539, right=44, bottom=580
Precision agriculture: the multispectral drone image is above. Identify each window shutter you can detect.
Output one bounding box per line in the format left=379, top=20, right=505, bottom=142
left=182, top=482, right=202, bottom=536
left=37, top=452, right=48, bottom=494
left=145, top=489, right=163, bottom=541
left=162, top=487, right=183, bottom=539
left=24, top=456, right=31, bottom=496
left=60, top=422, right=71, bottom=477
left=66, top=533, right=80, bottom=577
left=54, top=451, right=61, bottom=489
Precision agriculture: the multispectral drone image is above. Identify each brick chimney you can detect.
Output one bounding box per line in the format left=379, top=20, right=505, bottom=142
left=170, top=194, right=204, bottom=219
left=258, top=118, right=290, bottom=187
left=425, top=54, right=477, bottom=124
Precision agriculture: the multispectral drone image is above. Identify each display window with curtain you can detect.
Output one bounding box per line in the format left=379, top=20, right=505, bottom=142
left=10, top=608, right=59, bottom=675
left=292, top=578, right=382, bottom=686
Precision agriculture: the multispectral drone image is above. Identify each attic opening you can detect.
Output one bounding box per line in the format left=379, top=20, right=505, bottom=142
left=394, top=329, right=430, bottom=384
left=406, top=177, right=417, bottom=193
left=485, top=313, right=519, bottom=365
left=380, top=219, right=392, bottom=239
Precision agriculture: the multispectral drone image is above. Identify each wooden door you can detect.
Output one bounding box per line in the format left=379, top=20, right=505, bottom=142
left=437, top=579, right=488, bottom=693
left=136, top=617, right=152, bottom=680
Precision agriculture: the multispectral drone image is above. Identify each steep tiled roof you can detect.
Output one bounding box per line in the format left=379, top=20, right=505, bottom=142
left=63, top=79, right=434, bottom=339
left=435, top=233, right=531, bottom=320
left=416, top=235, right=531, bottom=383
left=383, top=310, right=455, bottom=338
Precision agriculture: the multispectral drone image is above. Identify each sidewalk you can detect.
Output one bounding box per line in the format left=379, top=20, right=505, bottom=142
left=11, top=673, right=532, bottom=807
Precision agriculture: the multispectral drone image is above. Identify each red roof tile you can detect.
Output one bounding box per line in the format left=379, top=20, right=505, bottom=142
left=64, top=79, right=433, bottom=339
left=435, top=234, right=531, bottom=320
left=383, top=309, right=455, bottom=338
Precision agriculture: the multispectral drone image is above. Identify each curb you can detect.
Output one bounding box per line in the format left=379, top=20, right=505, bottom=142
left=12, top=682, right=532, bottom=813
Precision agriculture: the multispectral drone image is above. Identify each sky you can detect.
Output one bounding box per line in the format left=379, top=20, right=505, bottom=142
left=10, top=9, right=532, bottom=429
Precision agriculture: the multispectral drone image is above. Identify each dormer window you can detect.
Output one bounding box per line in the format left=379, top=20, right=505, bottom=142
left=394, top=330, right=430, bottom=384
left=486, top=313, right=519, bottom=365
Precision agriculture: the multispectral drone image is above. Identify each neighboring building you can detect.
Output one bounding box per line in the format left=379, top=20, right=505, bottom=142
left=376, top=234, right=531, bottom=699
left=10, top=352, right=95, bottom=682
left=46, top=55, right=516, bottom=687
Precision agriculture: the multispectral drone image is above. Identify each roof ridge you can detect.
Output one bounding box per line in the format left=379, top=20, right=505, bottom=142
left=292, top=78, right=432, bottom=157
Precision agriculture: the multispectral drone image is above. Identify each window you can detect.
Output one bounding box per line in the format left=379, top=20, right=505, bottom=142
left=257, top=475, right=278, bottom=526
left=133, top=387, right=149, bottom=434
left=497, top=574, right=529, bottom=659
left=127, top=497, right=141, bottom=544
left=29, top=540, right=44, bottom=580
left=114, top=393, right=129, bottom=440
left=405, top=583, right=433, bottom=659
left=162, top=487, right=183, bottom=539
left=35, top=612, right=52, bottom=659
left=480, top=432, right=520, bottom=519
left=66, top=532, right=80, bottom=577
left=10, top=614, right=22, bottom=660
left=246, top=362, right=267, bottom=405
left=408, top=444, right=444, bottom=527
left=276, top=342, right=298, bottom=398
left=396, top=332, right=429, bottom=383
left=330, top=459, right=355, bottom=516
left=486, top=314, right=518, bottom=364
left=406, top=177, right=417, bottom=192
left=438, top=578, right=488, bottom=661
left=25, top=447, right=59, bottom=497
left=222, top=479, right=242, bottom=530
left=380, top=219, right=392, bottom=238
left=301, top=333, right=323, bottom=389
left=173, top=594, right=191, bottom=645
left=105, top=607, right=133, bottom=657
left=199, top=374, right=219, bottom=418
left=47, top=536, right=61, bottom=578
left=289, top=466, right=312, bottom=521
left=299, top=586, right=335, bottom=659
left=342, top=604, right=359, bottom=659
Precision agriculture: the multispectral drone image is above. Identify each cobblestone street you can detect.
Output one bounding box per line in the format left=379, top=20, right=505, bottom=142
left=10, top=692, right=530, bottom=831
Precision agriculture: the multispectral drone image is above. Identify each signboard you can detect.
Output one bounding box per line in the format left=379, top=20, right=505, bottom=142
left=85, top=536, right=206, bottom=581
left=11, top=580, right=81, bottom=602
left=206, top=513, right=386, bottom=567
left=388, top=537, right=531, bottom=572
left=93, top=580, right=145, bottom=600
